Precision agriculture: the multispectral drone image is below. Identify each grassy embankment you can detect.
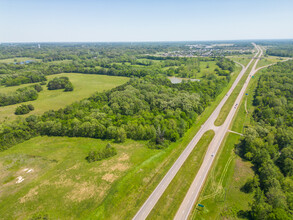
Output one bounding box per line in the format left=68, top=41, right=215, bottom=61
left=0, top=73, right=129, bottom=122
left=147, top=130, right=215, bottom=220
left=190, top=67, right=269, bottom=219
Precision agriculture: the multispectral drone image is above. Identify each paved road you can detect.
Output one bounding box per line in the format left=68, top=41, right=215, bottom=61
left=174, top=44, right=263, bottom=220
left=132, top=44, right=261, bottom=220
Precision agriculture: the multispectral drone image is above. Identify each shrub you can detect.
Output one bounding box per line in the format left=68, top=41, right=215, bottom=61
left=64, top=82, right=74, bottom=92
left=86, top=143, right=117, bottom=162
left=47, top=77, right=74, bottom=92
left=15, top=104, right=34, bottom=115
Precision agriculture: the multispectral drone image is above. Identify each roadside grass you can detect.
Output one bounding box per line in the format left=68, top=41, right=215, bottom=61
left=0, top=73, right=129, bottom=122
left=231, top=68, right=266, bottom=133
left=214, top=58, right=256, bottom=126
left=90, top=63, right=244, bottom=219
left=0, top=136, right=155, bottom=219
left=190, top=133, right=254, bottom=220
left=147, top=130, right=215, bottom=220
left=256, top=56, right=284, bottom=69
left=0, top=57, right=42, bottom=63
left=190, top=63, right=272, bottom=220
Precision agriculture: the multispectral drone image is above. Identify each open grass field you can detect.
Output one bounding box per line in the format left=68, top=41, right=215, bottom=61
left=228, top=54, right=254, bottom=67
left=0, top=57, right=42, bottom=63
left=191, top=133, right=254, bottom=220
left=256, top=55, right=284, bottom=69
left=197, top=61, right=219, bottom=78
left=0, top=73, right=129, bottom=122
left=0, top=136, right=155, bottom=219
left=147, top=130, right=215, bottom=220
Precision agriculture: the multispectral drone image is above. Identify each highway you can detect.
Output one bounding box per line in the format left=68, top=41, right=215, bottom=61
left=174, top=44, right=262, bottom=219
left=132, top=44, right=262, bottom=220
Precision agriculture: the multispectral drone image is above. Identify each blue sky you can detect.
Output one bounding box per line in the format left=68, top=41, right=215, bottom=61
left=1, top=0, right=293, bottom=42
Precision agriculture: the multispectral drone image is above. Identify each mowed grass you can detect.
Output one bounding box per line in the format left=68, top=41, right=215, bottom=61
left=0, top=57, right=41, bottom=63
left=147, top=130, right=215, bottom=220
left=0, top=73, right=129, bottom=122
left=214, top=58, right=256, bottom=126
left=0, top=136, right=156, bottom=219
left=191, top=133, right=254, bottom=220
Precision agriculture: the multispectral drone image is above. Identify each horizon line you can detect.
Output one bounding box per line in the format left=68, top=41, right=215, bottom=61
left=1, top=38, right=293, bottom=44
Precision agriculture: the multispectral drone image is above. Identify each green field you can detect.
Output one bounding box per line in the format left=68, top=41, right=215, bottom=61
left=0, top=57, right=42, bottom=63
left=0, top=136, right=156, bottom=219
left=148, top=130, right=215, bottom=220
left=0, top=73, right=129, bottom=122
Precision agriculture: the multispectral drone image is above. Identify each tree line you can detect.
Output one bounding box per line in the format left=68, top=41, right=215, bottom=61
left=239, top=60, right=293, bottom=219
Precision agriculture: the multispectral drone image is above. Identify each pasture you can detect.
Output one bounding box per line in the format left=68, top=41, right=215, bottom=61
left=0, top=73, right=129, bottom=122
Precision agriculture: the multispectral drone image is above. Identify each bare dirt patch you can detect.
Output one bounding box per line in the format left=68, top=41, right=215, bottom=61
left=110, top=163, right=129, bottom=172
left=118, top=153, right=129, bottom=162
left=102, top=173, right=118, bottom=183
left=66, top=182, right=98, bottom=202
left=20, top=186, right=39, bottom=203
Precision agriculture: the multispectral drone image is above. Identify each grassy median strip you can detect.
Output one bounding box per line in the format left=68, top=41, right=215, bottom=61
left=147, top=130, right=215, bottom=220
left=214, top=58, right=257, bottom=126
left=190, top=63, right=272, bottom=220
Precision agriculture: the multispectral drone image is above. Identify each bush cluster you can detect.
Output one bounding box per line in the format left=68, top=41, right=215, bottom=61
left=47, top=77, right=74, bottom=92
left=15, top=104, right=34, bottom=115
left=86, top=143, right=117, bottom=162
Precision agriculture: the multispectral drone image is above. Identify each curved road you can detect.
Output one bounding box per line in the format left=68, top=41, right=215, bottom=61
left=132, top=44, right=262, bottom=220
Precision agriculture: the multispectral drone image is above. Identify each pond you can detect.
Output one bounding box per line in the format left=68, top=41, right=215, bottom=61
left=168, top=76, right=200, bottom=84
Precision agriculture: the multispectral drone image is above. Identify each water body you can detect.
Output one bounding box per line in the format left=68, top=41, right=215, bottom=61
left=168, top=76, right=200, bottom=84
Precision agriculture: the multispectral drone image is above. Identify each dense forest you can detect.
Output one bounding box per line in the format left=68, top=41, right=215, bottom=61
left=240, top=60, right=293, bottom=219
left=258, top=40, right=293, bottom=57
